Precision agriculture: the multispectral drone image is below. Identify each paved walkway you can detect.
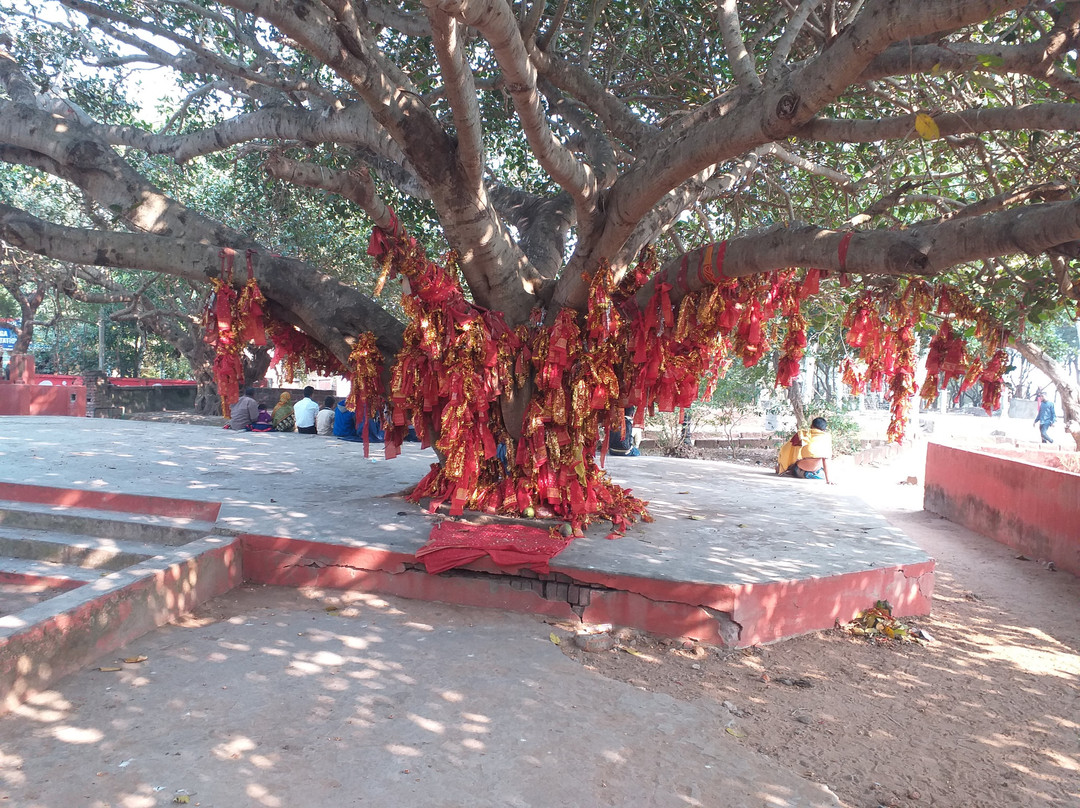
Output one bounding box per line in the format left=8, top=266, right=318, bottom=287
left=0, top=417, right=926, bottom=587
left=0, top=417, right=856, bottom=807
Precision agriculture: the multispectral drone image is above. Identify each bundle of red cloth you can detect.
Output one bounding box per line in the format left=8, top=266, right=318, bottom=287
left=416, top=522, right=572, bottom=574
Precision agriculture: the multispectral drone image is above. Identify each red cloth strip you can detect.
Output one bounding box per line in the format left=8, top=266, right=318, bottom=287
left=698, top=241, right=726, bottom=285
left=838, top=232, right=854, bottom=273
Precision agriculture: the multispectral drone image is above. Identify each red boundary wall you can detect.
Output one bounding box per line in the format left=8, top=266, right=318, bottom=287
left=0, top=382, right=86, bottom=416
left=924, top=442, right=1080, bottom=577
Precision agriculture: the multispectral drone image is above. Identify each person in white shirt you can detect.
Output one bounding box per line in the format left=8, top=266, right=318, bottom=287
left=316, top=396, right=336, bottom=435
left=294, top=386, right=320, bottom=434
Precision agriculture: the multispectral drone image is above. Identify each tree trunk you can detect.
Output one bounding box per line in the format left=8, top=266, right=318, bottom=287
left=787, top=378, right=807, bottom=428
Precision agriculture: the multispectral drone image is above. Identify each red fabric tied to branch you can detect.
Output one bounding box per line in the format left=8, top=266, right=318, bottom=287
left=845, top=306, right=874, bottom=348
left=800, top=268, right=821, bottom=300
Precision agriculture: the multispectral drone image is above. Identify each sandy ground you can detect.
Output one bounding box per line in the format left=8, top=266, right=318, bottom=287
left=5, top=411, right=1079, bottom=807
left=557, top=442, right=1080, bottom=808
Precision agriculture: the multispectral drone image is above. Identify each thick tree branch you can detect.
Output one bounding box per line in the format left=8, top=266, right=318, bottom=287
left=799, top=103, right=1080, bottom=143
left=766, top=0, right=822, bottom=81
left=555, top=0, right=1032, bottom=312
left=0, top=202, right=406, bottom=365
left=423, top=4, right=485, bottom=191
left=635, top=196, right=1080, bottom=309
left=93, top=102, right=405, bottom=167
left=430, top=0, right=597, bottom=230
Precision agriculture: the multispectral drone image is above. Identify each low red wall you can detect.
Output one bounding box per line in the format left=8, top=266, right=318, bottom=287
left=924, top=442, right=1080, bottom=576
left=0, top=382, right=86, bottom=416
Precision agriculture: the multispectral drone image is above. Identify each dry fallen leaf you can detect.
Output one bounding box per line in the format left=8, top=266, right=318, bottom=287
left=622, top=647, right=644, bottom=657
left=98, top=666, right=121, bottom=672
left=725, top=726, right=748, bottom=738
left=174, top=796, right=190, bottom=804
left=548, top=632, right=561, bottom=646
left=123, top=655, right=148, bottom=664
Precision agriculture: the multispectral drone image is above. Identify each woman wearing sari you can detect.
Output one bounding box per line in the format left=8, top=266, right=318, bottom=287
left=776, top=417, right=834, bottom=483
left=271, top=392, right=296, bottom=432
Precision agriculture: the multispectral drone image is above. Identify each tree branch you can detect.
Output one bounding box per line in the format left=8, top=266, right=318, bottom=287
left=423, top=4, right=485, bottom=191
left=635, top=196, right=1080, bottom=310
left=430, top=0, right=598, bottom=230
left=0, top=202, right=406, bottom=365
left=716, top=0, right=761, bottom=89
left=92, top=102, right=404, bottom=166
left=799, top=103, right=1080, bottom=143
left=262, top=156, right=396, bottom=230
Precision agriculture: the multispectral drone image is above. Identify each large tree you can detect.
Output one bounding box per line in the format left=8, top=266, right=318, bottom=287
left=1, top=1, right=1079, bottom=526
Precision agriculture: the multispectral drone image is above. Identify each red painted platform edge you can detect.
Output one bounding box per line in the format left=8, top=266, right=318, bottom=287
left=239, top=534, right=415, bottom=577
left=0, top=482, right=222, bottom=522
left=0, top=571, right=85, bottom=591
left=237, top=533, right=934, bottom=648
left=1, top=539, right=242, bottom=716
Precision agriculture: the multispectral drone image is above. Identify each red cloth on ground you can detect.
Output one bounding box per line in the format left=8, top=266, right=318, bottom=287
left=416, top=522, right=572, bottom=574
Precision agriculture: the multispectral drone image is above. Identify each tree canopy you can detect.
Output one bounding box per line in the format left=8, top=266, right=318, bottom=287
left=1, top=0, right=1079, bottom=525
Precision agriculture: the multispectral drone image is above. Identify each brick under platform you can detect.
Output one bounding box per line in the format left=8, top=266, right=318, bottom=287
left=0, top=417, right=934, bottom=713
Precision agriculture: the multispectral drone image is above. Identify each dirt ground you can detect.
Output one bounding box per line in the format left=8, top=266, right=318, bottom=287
left=123, top=411, right=1080, bottom=807
left=557, top=446, right=1080, bottom=808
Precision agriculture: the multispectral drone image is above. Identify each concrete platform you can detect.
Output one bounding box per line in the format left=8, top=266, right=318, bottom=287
left=0, top=416, right=933, bottom=712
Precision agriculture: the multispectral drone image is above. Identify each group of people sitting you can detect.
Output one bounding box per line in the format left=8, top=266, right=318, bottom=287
left=227, top=386, right=384, bottom=441
left=230, top=387, right=834, bottom=481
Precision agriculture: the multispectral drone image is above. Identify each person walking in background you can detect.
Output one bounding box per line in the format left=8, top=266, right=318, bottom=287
left=1034, top=392, right=1056, bottom=444
left=294, top=386, right=320, bottom=434
left=316, top=396, right=336, bottom=435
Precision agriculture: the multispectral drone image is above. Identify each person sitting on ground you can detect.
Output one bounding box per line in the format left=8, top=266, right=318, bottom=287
left=316, top=396, right=336, bottom=436
left=271, top=392, right=295, bottom=432
left=607, top=406, right=642, bottom=457
left=333, top=398, right=358, bottom=439
left=1033, top=392, right=1056, bottom=444
left=249, top=404, right=274, bottom=432
left=294, top=385, right=320, bottom=434
left=359, top=404, right=385, bottom=442
left=228, top=387, right=259, bottom=431
left=776, top=416, right=834, bottom=484
left=333, top=399, right=384, bottom=442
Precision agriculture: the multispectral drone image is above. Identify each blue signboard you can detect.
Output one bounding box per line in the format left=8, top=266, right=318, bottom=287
left=0, top=327, right=17, bottom=350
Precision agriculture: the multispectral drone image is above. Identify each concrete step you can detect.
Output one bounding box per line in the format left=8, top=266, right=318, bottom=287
left=0, top=556, right=104, bottom=587
left=0, top=500, right=222, bottom=546
left=0, top=525, right=158, bottom=570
